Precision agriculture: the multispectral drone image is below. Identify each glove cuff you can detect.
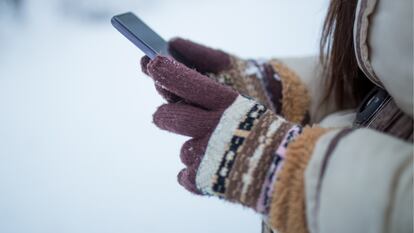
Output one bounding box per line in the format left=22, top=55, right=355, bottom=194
left=269, top=59, right=311, bottom=124
left=209, top=57, right=310, bottom=124
left=268, top=126, right=330, bottom=233
left=195, top=95, right=303, bottom=210
left=195, top=95, right=260, bottom=194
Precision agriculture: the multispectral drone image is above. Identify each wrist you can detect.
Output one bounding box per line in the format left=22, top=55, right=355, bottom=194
left=268, top=126, right=331, bottom=233
left=194, top=95, right=303, bottom=211
left=209, top=58, right=311, bottom=124
left=268, top=59, right=310, bottom=124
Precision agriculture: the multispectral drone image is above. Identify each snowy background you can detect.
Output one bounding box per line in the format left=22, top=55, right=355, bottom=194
left=0, top=0, right=327, bottom=232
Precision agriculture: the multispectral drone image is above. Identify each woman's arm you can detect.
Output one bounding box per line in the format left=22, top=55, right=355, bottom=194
left=141, top=55, right=412, bottom=233
left=303, top=128, right=413, bottom=233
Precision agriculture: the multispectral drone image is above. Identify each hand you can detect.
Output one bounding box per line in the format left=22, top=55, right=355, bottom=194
left=168, top=38, right=284, bottom=114
left=142, top=56, right=303, bottom=215
left=142, top=38, right=311, bottom=124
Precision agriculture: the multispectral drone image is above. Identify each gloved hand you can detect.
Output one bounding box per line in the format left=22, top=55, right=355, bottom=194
left=170, top=38, right=311, bottom=123
left=142, top=38, right=310, bottom=124
left=143, top=56, right=302, bottom=212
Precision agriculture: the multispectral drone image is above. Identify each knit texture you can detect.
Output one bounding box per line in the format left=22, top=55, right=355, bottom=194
left=145, top=38, right=311, bottom=125
left=209, top=57, right=283, bottom=114
left=193, top=94, right=306, bottom=215
left=167, top=38, right=309, bottom=119
left=142, top=53, right=320, bottom=233
left=153, top=103, right=222, bottom=138
left=147, top=56, right=238, bottom=110
left=169, top=37, right=232, bottom=74
left=269, top=126, right=330, bottom=233
left=195, top=96, right=258, bottom=194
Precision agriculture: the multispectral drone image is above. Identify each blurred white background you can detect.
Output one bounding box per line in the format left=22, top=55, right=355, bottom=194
left=0, top=0, right=327, bottom=232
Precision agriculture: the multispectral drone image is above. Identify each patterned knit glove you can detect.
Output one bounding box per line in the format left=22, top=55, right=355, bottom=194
left=169, top=38, right=310, bottom=124
left=142, top=38, right=310, bottom=124
left=143, top=56, right=306, bottom=214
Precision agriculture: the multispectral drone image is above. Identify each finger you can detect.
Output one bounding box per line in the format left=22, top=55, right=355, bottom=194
left=141, top=56, right=182, bottom=102
left=153, top=103, right=221, bottom=138
left=140, top=56, right=151, bottom=75
left=154, top=84, right=182, bottom=103
left=147, top=56, right=238, bottom=110
left=177, top=168, right=201, bottom=195
left=168, top=37, right=232, bottom=74
left=180, top=136, right=209, bottom=167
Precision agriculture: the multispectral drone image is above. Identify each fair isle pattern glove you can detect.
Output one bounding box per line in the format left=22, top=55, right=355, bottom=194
left=142, top=56, right=331, bottom=233
left=168, top=38, right=310, bottom=124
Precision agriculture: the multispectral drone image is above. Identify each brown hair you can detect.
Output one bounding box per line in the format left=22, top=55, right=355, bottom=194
left=320, top=0, right=374, bottom=109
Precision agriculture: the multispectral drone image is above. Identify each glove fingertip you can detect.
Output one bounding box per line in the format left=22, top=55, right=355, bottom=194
left=147, top=55, right=172, bottom=76
left=152, top=103, right=169, bottom=130
left=140, top=56, right=151, bottom=75
left=168, top=37, right=190, bottom=53
left=177, top=168, right=202, bottom=195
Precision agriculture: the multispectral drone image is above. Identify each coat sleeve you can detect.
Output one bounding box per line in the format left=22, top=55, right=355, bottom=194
left=304, top=128, right=413, bottom=233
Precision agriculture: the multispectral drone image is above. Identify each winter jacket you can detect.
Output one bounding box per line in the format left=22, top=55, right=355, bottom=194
left=261, top=0, right=413, bottom=232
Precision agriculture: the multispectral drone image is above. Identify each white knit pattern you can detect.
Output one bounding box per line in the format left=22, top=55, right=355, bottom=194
left=195, top=95, right=256, bottom=195
left=240, top=118, right=285, bottom=202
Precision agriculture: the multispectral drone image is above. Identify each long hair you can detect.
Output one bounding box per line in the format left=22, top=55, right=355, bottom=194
left=320, top=0, right=374, bottom=109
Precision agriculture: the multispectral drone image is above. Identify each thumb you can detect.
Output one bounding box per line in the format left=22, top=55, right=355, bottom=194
left=168, top=37, right=232, bottom=74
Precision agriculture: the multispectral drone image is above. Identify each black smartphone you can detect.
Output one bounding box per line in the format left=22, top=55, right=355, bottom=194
left=111, top=12, right=169, bottom=59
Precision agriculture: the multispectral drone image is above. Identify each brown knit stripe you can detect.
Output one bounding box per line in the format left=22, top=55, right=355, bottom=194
left=246, top=60, right=278, bottom=112
left=269, top=126, right=331, bottom=233
left=269, top=59, right=310, bottom=124
left=239, top=114, right=275, bottom=208
left=244, top=122, right=294, bottom=208
left=262, top=62, right=283, bottom=114
left=225, top=111, right=275, bottom=202
left=238, top=113, right=278, bottom=204
left=244, top=69, right=275, bottom=110
left=223, top=57, right=251, bottom=95
left=225, top=111, right=276, bottom=202
left=211, top=103, right=267, bottom=196
left=212, top=57, right=275, bottom=110
left=208, top=57, right=245, bottom=92
left=225, top=57, right=248, bottom=92
left=232, top=58, right=273, bottom=108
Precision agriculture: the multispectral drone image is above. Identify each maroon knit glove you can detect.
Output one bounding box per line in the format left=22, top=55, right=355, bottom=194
left=142, top=56, right=303, bottom=217
left=172, top=38, right=312, bottom=124
left=168, top=38, right=285, bottom=113
left=142, top=38, right=310, bottom=124
left=142, top=38, right=285, bottom=112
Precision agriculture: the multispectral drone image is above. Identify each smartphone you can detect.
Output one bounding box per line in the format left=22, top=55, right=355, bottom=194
left=111, top=12, right=169, bottom=59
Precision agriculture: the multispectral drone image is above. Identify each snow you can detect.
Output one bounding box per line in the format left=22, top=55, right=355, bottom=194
left=0, top=0, right=327, bottom=232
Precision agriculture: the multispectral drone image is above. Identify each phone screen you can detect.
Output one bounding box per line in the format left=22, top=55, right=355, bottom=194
left=111, top=12, right=169, bottom=59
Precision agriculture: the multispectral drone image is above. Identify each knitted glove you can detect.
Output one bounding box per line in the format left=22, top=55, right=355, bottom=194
left=142, top=56, right=329, bottom=233
left=170, top=38, right=310, bottom=123
left=142, top=38, right=311, bottom=124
